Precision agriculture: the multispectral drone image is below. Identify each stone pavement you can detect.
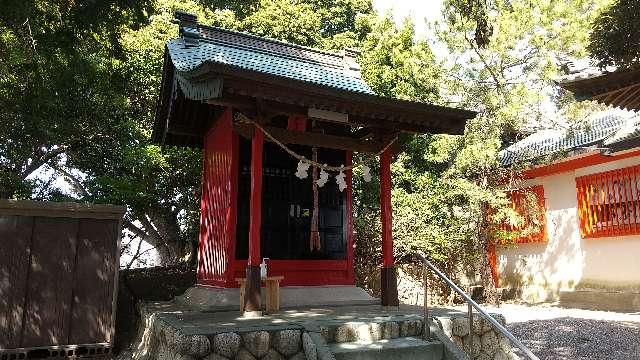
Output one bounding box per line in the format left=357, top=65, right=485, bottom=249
left=145, top=302, right=463, bottom=336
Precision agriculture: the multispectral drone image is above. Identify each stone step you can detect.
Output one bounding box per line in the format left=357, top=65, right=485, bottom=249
left=329, top=337, right=444, bottom=360
left=315, top=315, right=425, bottom=343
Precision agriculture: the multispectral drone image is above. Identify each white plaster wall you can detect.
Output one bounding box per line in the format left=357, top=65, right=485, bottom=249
left=498, top=155, right=640, bottom=302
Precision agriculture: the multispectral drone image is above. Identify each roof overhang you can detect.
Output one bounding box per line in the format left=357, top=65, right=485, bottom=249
left=153, top=14, right=477, bottom=151
left=153, top=58, right=476, bottom=149
left=558, top=68, right=640, bottom=111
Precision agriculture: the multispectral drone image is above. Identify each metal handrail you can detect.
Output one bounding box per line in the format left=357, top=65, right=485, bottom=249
left=414, top=252, right=539, bottom=360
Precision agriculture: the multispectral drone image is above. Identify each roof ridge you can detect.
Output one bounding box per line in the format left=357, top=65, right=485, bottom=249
left=197, top=24, right=345, bottom=61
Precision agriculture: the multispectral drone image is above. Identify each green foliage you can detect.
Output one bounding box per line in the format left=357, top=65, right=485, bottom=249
left=360, top=16, right=440, bottom=102
left=0, top=0, right=611, bottom=277
left=0, top=0, right=152, bottom=199
left=240, top=0, right=322, bottom=46
left=351, top=1, right=612, bottom=299
left=447, top=0, right=493, bottom=48
left=0, top=0, right=377, bottom=266
left=588, top=0, right=640, bottom=69
left=203, top=0, right=374, bottom=49
left=439, top=0, right=610, bottom=131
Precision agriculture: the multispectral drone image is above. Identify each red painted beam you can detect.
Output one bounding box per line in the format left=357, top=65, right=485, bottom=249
left=345, top=151, right=355, bottom=283
left=248, top=127, right=264, bottom=266
left=380, top=148, right=399, bottom=307
left=521, top=149, right=640, bottom=179
left=380, top=148, right=394, bottom=266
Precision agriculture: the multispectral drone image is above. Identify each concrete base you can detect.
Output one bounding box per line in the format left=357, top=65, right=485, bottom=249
left=559, top=290, right=640, bottom=312
left=382, top=306, right=400, bottom=311
left=176, top=285, right=377, bottom=311
left=131, top=302, right=466, bottom=360
left=240, top=310, right=263, bottom=318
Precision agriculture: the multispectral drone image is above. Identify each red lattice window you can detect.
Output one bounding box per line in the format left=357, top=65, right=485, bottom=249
left=576, top=165, right=640, bottom=238
left=499, top=185, right=547, bottom=244
left=489, top=185, right=546, bottom=286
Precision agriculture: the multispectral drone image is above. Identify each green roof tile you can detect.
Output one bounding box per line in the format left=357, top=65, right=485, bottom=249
left=499, top=110, right=636, bottom=166
left=167, top=25, right=374, bottom=95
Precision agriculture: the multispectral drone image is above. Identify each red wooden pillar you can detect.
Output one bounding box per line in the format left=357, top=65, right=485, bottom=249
left=380, top=148, right=399, bottom=307
left=345, top=151, right=355, bottom=283
left=245, top=126, right=264, bottom=313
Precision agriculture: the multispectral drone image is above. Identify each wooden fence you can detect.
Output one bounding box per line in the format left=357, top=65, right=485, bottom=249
left=0, top=200, right=124, bottom=358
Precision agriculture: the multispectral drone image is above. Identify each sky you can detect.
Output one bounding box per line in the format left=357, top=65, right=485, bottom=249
left=373, top=0, right=444, bottom=40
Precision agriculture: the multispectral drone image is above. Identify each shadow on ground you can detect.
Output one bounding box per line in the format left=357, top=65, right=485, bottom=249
left=508, top=317, right=640, bottom=360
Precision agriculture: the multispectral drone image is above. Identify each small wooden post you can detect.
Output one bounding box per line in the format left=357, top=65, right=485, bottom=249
left=380, top=148, right=399, bottom=307
left=244, top=126, right=264, bottom=315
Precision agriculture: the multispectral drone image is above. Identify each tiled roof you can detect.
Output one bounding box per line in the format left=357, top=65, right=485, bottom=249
left=152, top=12, right=477, bottom=147
left=556, top=62, right=612, bottom=83
left=167, top=23, right=374, bottom=95
left=604, top=116, right=640, bottom=146
left=499, top=110, right=637, bottom=166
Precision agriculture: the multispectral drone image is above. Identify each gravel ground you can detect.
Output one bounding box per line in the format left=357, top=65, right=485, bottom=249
left=470, top=303, right=640, bottom=360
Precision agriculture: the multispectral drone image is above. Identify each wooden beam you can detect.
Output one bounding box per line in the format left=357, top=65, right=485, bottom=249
left=599, top=88, right=624, bottom=105
left=350, top=127, right=375, bottom=139
left=614, top=85, right=640, bottom=109
left=221, top=76, right=470, bottom=134
left=214, top=85, right=466, bottom=134
left=624, top=95, right=640, bottom=110
left=166, top=125, right=202, bottom=137
left=233, top=123, right=385, bottom=153
left=207, top=91, right=308, bottom=119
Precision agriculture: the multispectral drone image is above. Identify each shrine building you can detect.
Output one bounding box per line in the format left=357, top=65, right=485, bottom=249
left=152, top=11, right=476, bottom=313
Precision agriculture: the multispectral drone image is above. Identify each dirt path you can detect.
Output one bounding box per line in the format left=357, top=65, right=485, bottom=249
left=473, top=303, right=640, bottom=360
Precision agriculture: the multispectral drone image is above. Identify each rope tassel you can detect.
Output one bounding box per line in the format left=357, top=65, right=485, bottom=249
left=336, top=166, right=347, bottom=192
left=317, top=166, right=329, bottom=187
left=295, top=159, right=311, bottom=179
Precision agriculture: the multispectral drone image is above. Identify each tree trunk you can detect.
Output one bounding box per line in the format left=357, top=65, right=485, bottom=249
left=478, top=201, right=499, bottom=305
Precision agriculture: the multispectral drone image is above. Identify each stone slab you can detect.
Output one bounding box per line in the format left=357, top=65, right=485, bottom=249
left=177, top=286, right=377, bottom=311
left=559, top=290, right=640, bottom=312
left=329, top=337, right=443, bottom=360
left=151, top=306, right=433, bottom=336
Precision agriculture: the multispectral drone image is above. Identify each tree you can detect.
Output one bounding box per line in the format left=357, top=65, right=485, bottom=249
left=359, top=16, right=440, bottom=102
left=430, top=0, right=612, bottom=302
left=588, top=0, right=640, bottom=69
left=0, top=0, right=152, bottom=199
left=353, top=0, right=614, bottom=304
left=103, top=0, right=377, bottom=265
left=0, top=0, right=378, bottom=266
left=351, top=16, right=472, bottom=295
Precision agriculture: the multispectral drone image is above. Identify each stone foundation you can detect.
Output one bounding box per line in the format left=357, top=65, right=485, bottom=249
left=434, top=314, right=519, bottom=360
left=132, top=308, right=323, bottom=360
left=316, top=318, right=424, bottom=343
left=129, top=299, right=513, bottom=360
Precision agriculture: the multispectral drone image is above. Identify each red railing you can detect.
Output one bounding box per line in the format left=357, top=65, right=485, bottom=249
left=576, top=164, right=640, bottom=238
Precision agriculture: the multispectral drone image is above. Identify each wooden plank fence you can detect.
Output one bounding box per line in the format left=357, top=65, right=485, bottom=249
left=0, top=200, right=124, bottom=358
